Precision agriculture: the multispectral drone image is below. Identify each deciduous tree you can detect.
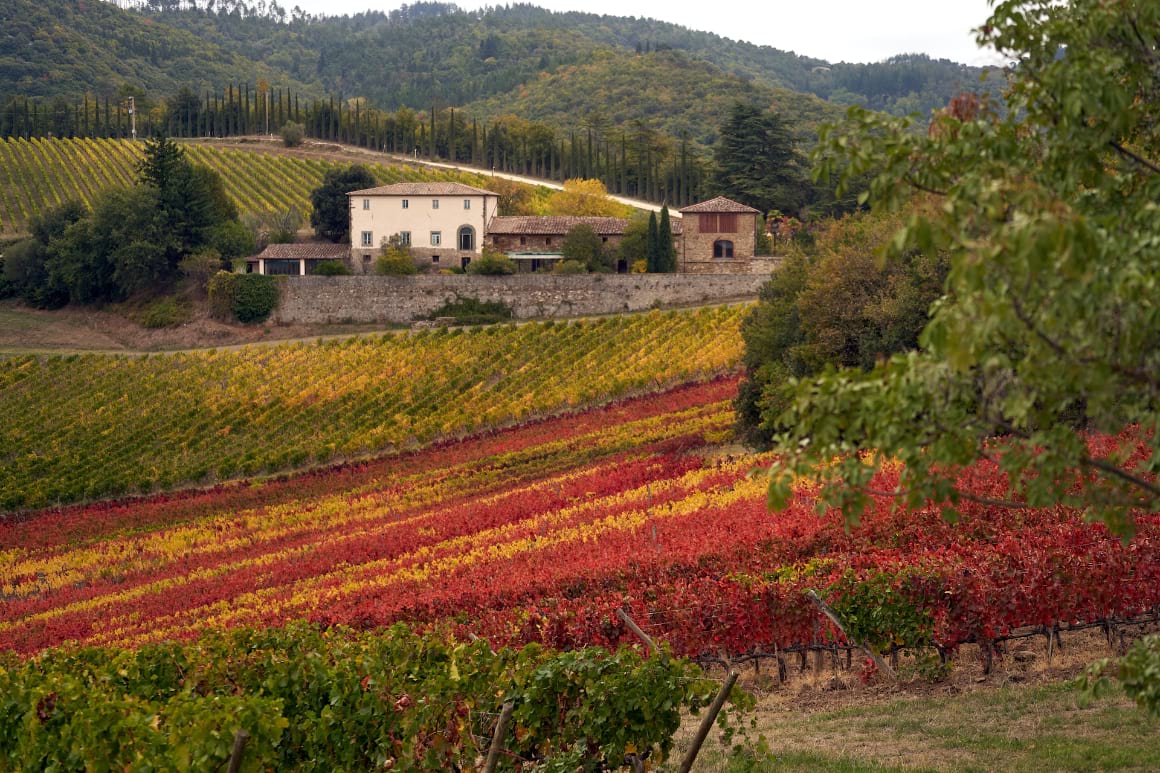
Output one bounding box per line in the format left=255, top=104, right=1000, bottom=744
left=770, top=0, right=1160, bottom=536
left=310, top=164, right=376, bottom=242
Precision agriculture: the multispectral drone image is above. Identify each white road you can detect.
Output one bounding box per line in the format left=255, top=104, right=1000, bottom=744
left=384, top=153, right=682, bottom=217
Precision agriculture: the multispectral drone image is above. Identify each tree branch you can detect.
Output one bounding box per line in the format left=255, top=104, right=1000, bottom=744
left=902, top=173, right=948, bottom=197
left=1109, top=142, right=1160, bottom=176
left=1080, top=456, right=1160, bottom=501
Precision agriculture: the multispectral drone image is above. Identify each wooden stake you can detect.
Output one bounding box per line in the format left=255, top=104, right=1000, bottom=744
left=483, top=701, right=515, bottom=773
left=227, top=729, right=250, bottom=773
left=806, top=590, right=895, bottom=681
left=677, top=670, right=739, bottom=773
left=616, top=608, right=661, bottom=655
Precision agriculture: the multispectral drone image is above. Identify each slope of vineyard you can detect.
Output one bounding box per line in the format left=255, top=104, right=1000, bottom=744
left=3, top=377, right=1157, bottom=665
left=0, top=306, right=745, bottom=511
left=0, top=137, right=508, bottom=236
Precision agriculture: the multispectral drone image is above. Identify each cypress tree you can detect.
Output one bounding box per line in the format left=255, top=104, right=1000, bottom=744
left=658, top=207, right=676, bottom=272
left=646, top=211, right=659, bottom=273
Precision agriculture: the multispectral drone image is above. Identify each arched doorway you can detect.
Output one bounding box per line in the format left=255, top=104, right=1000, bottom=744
left=458, top=225, right=475, bottom=251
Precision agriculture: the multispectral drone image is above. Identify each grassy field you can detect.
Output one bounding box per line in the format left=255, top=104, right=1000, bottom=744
left=670, top=646, right=1160, bottom=772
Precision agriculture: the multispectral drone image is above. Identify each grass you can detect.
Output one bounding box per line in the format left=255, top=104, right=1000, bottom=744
left=670, top=680, right=1159, bottom=772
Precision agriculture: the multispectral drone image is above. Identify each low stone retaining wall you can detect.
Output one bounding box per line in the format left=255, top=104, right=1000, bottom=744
left=273, top=273, right=775, bottom=325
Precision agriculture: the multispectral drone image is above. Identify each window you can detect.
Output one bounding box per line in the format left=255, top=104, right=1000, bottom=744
left=362, top=198, right=370, bottom=210
left=398, top=231, right=411, bottom=246
left=458, top=226, right=475, bottom=251
left=431, top=255, right=440, bottom=264
left=463, top=199, right=471, bottom=210
left=361, top=231, right=374, bottom=247
left=264, top=259, right=301, bottom=276
left=432, top=199, right=440, bottom=210
left=402, top=199, right=409, bottom=209
left=713, top=240, right=734, bottom=259
left=519, top=237, right=527, bottom=246
left=430, top=231, right=442, bottom=246
left=545, top=237, right=553, bottom=246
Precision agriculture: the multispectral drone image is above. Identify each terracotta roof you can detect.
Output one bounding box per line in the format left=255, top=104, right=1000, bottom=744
left=253, top=243, right=349, bottom=260
left=347, top=182, right=499, bottom=197
left=488, top=215, right=681, bottom=236
left=678, top=196, right=761, bottom=214
left=488, top=216, right=629, bottom=236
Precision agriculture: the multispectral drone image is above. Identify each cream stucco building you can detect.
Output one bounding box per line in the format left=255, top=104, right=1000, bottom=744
left=346, top=182, right=500, bottom=273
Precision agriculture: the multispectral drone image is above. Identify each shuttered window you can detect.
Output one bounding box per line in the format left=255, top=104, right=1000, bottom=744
left=699, top=213, right=739, bottom=233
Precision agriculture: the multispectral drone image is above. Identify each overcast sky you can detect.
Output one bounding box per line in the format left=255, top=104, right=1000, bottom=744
left=286, top=0, right=1002, bottom=66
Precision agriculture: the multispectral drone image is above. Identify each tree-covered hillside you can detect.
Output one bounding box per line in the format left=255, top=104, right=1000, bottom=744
left=464, top=49, right=845, bottom=149
left=2, top=0, right=995, bottom=123
left=0, top=0, right=318, bottom=103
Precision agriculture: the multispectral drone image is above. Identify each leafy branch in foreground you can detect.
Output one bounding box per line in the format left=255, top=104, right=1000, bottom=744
left=769, top=0, right=1160, bottom=536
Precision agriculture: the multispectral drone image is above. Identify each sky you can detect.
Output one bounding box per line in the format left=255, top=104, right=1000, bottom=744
left=286, top=0, right=1004, bottom=66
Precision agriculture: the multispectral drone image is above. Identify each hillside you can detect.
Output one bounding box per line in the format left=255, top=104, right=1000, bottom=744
left=0, top=0, right=318, bottom=103
left=0, top=137, right=521, bottom=236
left=464, top=49, right=845, bottom=149
left=1, top=1, right=995, bottom=134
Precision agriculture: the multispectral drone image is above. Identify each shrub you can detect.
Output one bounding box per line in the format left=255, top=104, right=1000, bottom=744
left=280, top=121, right=305, bottom=148
left=139, top=296, right=190, bottom=329
left=465, top=247, right=516, bottom=275
left=552, top=259, right=588, bottom=275
left=179, top=248, right=224, bottom=293
left=207, top=271, right=236, bottom=321
left=208, top=272, right=280, bottom=324
left=232, top=274, right=280, bottom=323
left=427, top=297, right=514, bottom=325
left=376, top=235, right=418, bottom=276
left=312, top=260, right=351, bottom=276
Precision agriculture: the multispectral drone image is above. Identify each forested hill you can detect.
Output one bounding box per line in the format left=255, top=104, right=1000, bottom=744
left=0, top=0, right=319, bottom=104
left=2, top=0, right=994, bottom=122
left=464, top=49, right=844, bottom=149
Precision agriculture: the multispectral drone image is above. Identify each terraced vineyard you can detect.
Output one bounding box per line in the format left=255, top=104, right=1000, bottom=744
left=0, top=306, right=746, bottom=510
left=0, top=137, right=502, bottom=235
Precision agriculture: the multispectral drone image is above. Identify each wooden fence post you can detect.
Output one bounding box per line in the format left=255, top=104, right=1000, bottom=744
left=677, top=670, right=739, bottom=773
left=483, top=700, right=515, bottom=773
left=806, top=590, right=895, bottom=681
left=227, top=729, right=250, bottom=773
left=616, top=608, right=661, bottom=655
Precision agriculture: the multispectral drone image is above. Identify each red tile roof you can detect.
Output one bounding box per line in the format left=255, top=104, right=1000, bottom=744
left=678, top=196, right=761, bottom=214
left=253, top=243, right=349, bottom=260
left=347, top=182, right=499, bottom=197
left=488, top=216, right=682, bottom=236
left=489, top=216, right=628, bottom=236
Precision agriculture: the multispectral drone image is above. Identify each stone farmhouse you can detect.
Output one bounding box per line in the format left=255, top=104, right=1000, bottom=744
left=348, top=182, right=500, bottom=272
left=245, top=182, right=775, bottom=275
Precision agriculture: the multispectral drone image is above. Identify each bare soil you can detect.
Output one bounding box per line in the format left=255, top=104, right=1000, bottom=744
left=0, top=299, right=395, bottom=354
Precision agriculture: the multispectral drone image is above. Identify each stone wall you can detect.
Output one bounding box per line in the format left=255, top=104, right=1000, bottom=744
left=681, top=257, right=783, bottom=275
left=273, top=273, right=774, bottom=325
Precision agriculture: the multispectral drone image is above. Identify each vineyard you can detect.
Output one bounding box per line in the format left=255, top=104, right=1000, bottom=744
left=4, top=376, right=1158, bottom=662
left=0, top=137, right=507, bottom=236
left=0, top=306, right=745, bottom=511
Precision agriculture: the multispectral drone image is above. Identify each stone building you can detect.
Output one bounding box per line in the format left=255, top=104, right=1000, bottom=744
left=677, top=197, right=761, bottom=274
left=346, top=182, right=500, bottom=273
